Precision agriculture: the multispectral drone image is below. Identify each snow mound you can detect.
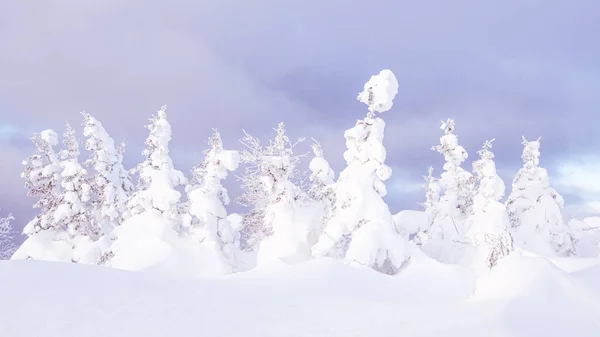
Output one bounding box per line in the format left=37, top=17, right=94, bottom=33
left=473, top=254, right=600, bottom=336
left=1, top=257, right=600, bottom=337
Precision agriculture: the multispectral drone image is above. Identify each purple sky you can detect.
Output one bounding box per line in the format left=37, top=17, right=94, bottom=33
left=2, top=0, right=600, bottom=233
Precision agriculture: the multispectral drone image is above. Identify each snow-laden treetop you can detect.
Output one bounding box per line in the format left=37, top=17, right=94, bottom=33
left=357, top=69, right=399, bottom=117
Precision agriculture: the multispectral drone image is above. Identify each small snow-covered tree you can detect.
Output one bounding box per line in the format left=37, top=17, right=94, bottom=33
left=307, top=140, right=336, bottom=243
left=126, top=105, right=187, bottom=221
left=0, top=212, right=16, bottom=259
left=465, top=140, right=513, bottom=270
left=184, top=129, right=241, bottom=268
left=429, top=119, right=475, bottom=242
left=54, top=123, right=96, bottom=239
left=312, top=69, right=408, bottom=274
left=12, top=130, right=74, bottom=261
left=82, top=112, right=133, bottom=235
left=414, top=167, right=440, bottom=246
left=506, top=137, right=574, bottom=256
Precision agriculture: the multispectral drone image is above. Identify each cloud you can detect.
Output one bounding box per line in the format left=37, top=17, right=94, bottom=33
left=1, top=0, right=600, bottom=228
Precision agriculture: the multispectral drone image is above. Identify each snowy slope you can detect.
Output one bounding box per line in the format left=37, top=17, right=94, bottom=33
left=1, top=254, right=599, bottom=337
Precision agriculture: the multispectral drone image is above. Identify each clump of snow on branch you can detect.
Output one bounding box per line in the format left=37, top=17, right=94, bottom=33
left=357, top=69, right=399, bottom=117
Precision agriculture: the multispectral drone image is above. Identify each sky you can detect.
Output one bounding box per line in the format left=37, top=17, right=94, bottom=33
left=1, top=0, right=600, bottom=234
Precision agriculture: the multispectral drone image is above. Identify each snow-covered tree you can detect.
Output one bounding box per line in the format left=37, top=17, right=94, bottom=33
left=0, top=212, right=16, bottom=259
left=506, top=137, right=574, bottom=257
left=20, top=130, right=62, bottom=235
left=414, top=167, right=440, bottom=246
left=307, top=140, right=336, bottom=244
left=82, top=112, right=133, bottom=235
left=465, top=140, right=513, bottom=270
left=311, top=69, right=408, bottom=274
left=184, top=129, right=242, bottom=269
left=238, top=123, right=314, bottom=265
left=237, top=123, right=306, bottom=250
left=54, top=123, right=96, bottom=239
left=428, top=119, right=475, bottom=242
left=126, top=106, right=187, bottom=221
left=12, top=130, right=73, bottom=261
left=100, top=106, right=188, bottom=270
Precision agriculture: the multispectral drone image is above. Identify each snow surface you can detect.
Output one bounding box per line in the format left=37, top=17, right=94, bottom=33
left=1, top=254, right=599, bottom=337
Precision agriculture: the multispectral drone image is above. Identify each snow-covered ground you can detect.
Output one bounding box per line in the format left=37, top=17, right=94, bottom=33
left=2, top=253, right=599, bottom=337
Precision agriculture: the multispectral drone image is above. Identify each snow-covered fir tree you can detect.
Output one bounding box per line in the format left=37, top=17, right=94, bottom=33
left=12, top=130, right=74, bottom=261
left=126, top=106, right=187, bottom=221
left=82, top=112, right=134, bottom=236
left=465, top=140, right=513, bottom=270
left=307, top=140, right=336, bottom=245
left=101, top=106, right=187, bottom=269
left=54, top=123, right=96, bottom=240
left=183, top=129, right=242, bottom=269
left=428, top=119, right=475, bottom=242
left=0, top=211, right=16, bottom=259
left=312, top=69, right=408, bottom=274
left=414, top=167, right=440, bottom=246
left=506, top=137, right=575, bottom=257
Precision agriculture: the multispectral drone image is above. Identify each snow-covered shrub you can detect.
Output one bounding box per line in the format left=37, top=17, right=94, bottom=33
left=464, top=140, right=513, bottom=271
left=506, top=137, right=575, bottom=257
left=312, top=69, right=408, bottom=274
left=183, top=129, right=242, bottom=271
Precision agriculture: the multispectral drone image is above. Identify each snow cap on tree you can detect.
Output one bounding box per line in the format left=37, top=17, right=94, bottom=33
left=357, top=69, right=399, bottom=117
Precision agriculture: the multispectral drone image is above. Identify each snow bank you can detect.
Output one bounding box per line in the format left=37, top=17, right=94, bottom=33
left=1, top=256, right=600, bottom=337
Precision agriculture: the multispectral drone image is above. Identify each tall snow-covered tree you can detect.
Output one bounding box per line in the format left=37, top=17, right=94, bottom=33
left=311, top=69, right=408, bottom=274
left=429, top=119, right=475, bottom=241
left=126, top=105, right=187, bottom=221
left=184, top=129, right=242, bottom=268
left=0, top=211, right=16, bottom=259
left=506, top=137, right=574, bottom=256
left=100, top=106, right=187, bottom=270
left=465, top=140, right=513, bottom=270
left=54, top=123, right=96, bottom=239
left=12, top=130, right=73, bottom=261
left=82, top=112, right=133, bottom=235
